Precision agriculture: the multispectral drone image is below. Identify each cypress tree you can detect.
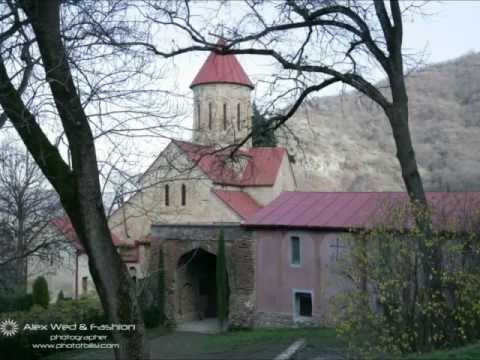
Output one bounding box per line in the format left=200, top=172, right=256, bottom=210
left=216, top=229, right=228, bottom=329
left=252, top=102, right=277, bottom=147
left=56, top=290, right=65, bottom=303
left=32, top=276, right=50, bottom=308
left=157, top=247, right=165, bottom=323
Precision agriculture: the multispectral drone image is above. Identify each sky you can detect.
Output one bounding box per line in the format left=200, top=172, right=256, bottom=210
left=1, top=1, right=479, bottom=183
left=169, top=1, right=480, bottom=100
left=402, top=1, right=480, bottom=63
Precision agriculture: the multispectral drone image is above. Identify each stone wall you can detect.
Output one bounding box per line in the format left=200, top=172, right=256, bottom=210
left=192, top=83, right=252, bottom=147
left=151, top=224, right=256, bottom=328
left=254, top=311, right=322, bottom=328
left=109, top=142, right=242, bottom=245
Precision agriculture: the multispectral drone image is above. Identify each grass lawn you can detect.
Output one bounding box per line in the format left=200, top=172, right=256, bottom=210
left=43, top=326, right=480, bottom=360
left=201, top=327, right=342, bottom=352
left=405, top=342, right=480, bottom=360
left=43, top=326, right=342, bottom=360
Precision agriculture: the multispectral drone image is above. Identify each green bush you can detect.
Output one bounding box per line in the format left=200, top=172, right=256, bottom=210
left=252, top=102, right=277, bottom=147
left=335, top=202, right=480, bottom=357
left=136, top=247, right=166, bottom=327
left=0, top=292, right=33, bottom=313
left=0, top=297, right=106, bottom=359
left=157, top=248, right=166, bottom=323
left=56, top=290, right=65, bottom=303
left=32, top=277, right=49, bottom=308
left=216, top=229, right=228, bottom=329
left=142, top=305, right=162, bottom=328
left=18, top=294, right=34, bottom=311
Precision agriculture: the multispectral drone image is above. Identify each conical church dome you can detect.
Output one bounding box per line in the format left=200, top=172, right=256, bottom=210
left=190, top=39, right=254, bottom=89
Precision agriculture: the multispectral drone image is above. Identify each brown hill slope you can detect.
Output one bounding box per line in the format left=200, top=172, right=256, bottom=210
left=280, top=52, right=480, bottom=192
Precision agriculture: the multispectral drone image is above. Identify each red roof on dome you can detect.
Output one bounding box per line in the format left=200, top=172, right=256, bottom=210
left=213, top=190, right=262, bottom=219
left=190, top=40, right=254, bottom=89
left=245, top=191, right=480, bottom=232
left=173, top=140, right=286, bottom=186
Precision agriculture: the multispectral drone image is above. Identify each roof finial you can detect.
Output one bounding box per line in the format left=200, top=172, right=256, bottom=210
left=220, top=21, right=225, bottom=40
left=218, top=22, right=225, bottom=46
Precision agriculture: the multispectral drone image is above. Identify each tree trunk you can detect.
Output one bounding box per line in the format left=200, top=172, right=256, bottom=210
left=387, top=95, right=443, bottom=351
left=16, top=208, right=28, bottom=292
left=16, top=1, right=149, bottom=358
left=387, top=104, right=426, bottom=205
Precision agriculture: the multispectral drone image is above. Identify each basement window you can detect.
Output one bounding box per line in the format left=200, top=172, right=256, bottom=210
left=294, top=291, right=313, bottom=317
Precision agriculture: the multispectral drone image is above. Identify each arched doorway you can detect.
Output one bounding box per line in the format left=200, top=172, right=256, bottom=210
left=177, top=248, right=221, bottom=320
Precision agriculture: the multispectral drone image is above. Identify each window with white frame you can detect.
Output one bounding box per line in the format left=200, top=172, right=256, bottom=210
left=290, top=236, right=301, bottom=266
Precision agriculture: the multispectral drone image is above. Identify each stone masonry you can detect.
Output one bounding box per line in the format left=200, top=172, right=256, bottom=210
left=151, top=224, right=256, bottom=328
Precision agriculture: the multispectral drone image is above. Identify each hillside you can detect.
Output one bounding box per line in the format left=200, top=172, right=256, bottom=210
left=280, top=52, right=480, bottom=192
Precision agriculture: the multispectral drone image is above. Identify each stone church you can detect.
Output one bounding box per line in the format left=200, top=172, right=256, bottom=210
left=108, top=43, right=299, bottom=328
left=104, top=43, right=480, bottom=329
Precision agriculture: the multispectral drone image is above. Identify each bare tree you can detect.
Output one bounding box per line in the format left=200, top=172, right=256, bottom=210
left=0, top=1, right=165, bottom=358
left=0, top=142, right=64, bottom=291
left=97, top=0, right=443, bottom=345
left=136, top=0, right=427, bottom=206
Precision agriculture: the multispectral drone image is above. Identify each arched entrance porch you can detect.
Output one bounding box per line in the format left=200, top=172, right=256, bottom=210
left=176, top=248, right=225, bottom=321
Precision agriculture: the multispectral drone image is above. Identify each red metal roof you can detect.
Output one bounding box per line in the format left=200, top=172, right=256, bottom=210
left=174, top=140, right=286, bottom=187
left=245, top=191, right=480, bottom=232
left=213, top=190, right=262, bottom=219
left=51, top=217, right=85, bottom=252
left=190, top=40, right=254, bottom=89
left=51, top=217, right=124, bottom=252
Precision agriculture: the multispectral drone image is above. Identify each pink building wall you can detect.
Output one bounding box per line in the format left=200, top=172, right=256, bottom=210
left=255, top=229, right=351, bottom=325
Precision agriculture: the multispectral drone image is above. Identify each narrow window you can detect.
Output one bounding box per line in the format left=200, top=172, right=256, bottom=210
left=197, top=102, right=201, bottom=129
left=290, top=236, right=301, bottom=266
left=208, top=102, right=212, bottom=129
left=82, top=276, right=88, bottom=294
left=237, top=103, right=241, bottom=130
left=223, top=103, right=227, bottom=130
left=165, top=184, right=170, bottom=206
left=181, top=184, right=186, bottom=206
left=294, top=291, right=312, bottom=317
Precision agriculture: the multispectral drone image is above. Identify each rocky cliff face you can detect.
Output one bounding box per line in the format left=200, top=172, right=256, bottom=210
left=280, top=52, right=480, bottom=192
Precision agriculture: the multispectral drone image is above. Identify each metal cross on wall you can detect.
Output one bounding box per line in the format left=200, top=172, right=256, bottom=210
left=330, top=238, right=348, bottom=261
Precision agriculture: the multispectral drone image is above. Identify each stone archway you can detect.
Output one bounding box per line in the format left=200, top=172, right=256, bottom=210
left=155, top=225, right=255, bottom=328
left=176, top=248, right=220, bottom=321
